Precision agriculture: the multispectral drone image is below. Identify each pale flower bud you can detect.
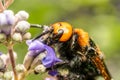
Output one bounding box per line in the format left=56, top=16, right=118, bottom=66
left=3, top=10, right=14, bottom=15
left=15, top=21, right=30, bottom=33
left=0, top=72, right=4, bottom=78
left=16, top=64, right=26, bottom=73
left=34, top=64, right=46, bottom=74
left=3, top=10, right=15, bottom=25
left=0, top=33, right=6, bottom=42
left=0, top=10, right=15, bottom=35
left=12, top=32, right=22, bottom=42
left=0, top=57, right=5, bottom=71
left=15, top=11, right=29, bottom=20
left=4, top=71, right=13, bottom=80
left=6, top=51, right=17, bottom=67
left=23, top=32, right=31, bottom=40
left=0, top=54, right=8, bottom=67
left=0, top=13, right=7, bottom=27
left=0, top=51, right=17, bottom=68
left=0, top=10, right=14, bottom=26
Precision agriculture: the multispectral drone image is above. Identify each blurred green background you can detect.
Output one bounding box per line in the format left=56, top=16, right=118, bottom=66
left=1, top=0, right=120, bottom=80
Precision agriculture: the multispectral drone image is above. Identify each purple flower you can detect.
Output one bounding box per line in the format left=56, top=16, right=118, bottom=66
left=48, top=70, right=58, bottom=76
left=26, top=40, right=62, bottom=68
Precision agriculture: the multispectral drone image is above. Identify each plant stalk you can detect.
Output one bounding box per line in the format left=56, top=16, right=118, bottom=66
left=8, top=43, right=18, bottom=80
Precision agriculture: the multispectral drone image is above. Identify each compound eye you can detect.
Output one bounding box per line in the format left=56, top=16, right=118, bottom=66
left=52, top=22, right=73, bottom=42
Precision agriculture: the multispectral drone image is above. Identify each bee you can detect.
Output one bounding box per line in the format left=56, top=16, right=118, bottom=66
left=31, top=22, right=112, bottom=80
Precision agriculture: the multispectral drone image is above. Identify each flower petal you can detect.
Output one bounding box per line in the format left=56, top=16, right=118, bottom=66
left=28, top=40, right=45, bottom=52
left=48, top=70, right=58, bottom=76
left=26, top=40, right=32, bottom=45
left=42, top=45, right=62, bottom=68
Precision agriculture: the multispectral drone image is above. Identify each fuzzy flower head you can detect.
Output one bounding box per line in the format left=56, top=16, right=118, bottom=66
left=26, top=40, right=62, bottom=68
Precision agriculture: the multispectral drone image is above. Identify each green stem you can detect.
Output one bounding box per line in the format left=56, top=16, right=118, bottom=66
left=8, top=42, right=18, bottom=80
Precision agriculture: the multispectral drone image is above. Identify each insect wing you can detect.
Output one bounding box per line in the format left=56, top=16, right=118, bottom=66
left=89, top=38, right=112, bottom=80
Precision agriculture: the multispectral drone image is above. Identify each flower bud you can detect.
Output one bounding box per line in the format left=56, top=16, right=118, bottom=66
left=3, top=10, right=14, bottom=16
left=23, top=32, right=31, bottom=40
left=0, top=10, right=15, bottom=35
left=0, top=54, right=7, bottom=67
left=6, top=51, right=17, bottom=67
left=45, top=76, right=58, bottom=80
left=16, top=64, right=26, bottom=73
left=12, top=32, right=22, bottom=42
left=58, top=68, right=69, bottom=76
left=15, top=11, right=29, bottom=20
left=3, top=10, right=15, bottom=25
left=34, top=64, right=46, bottom=74
left=0, top=10, right=15, bottom=27
left=0, top=33, right=6, bottom=42
left=0, top=13, right=7, bottom=27
left=15, top=21, right=30, bottom=33
left=45, top=78, right=55, bottom=80
left=4, top=71, right=13, bottom=80
left=0, top=57, right=5, bottom=72
left=0, top=72, right=4, bottom=78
